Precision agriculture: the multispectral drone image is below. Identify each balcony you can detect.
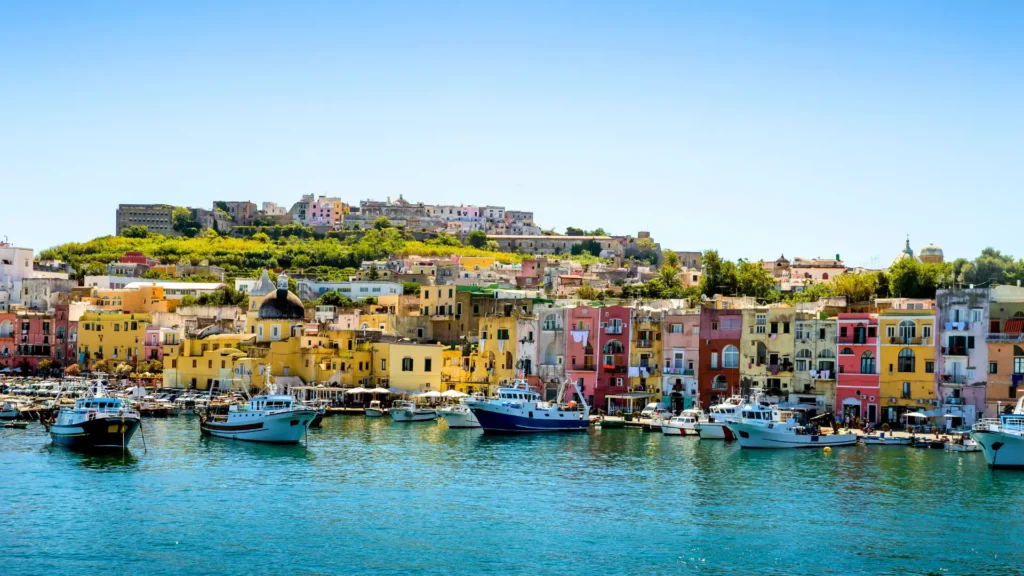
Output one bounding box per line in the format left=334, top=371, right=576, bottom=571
left=605, top=326, right=623, bottom=335
left=943, top=346, right=968, bottom=357
left=637, top=339, right=651, bottom=348
left=837, top=336, right=868, bottom=345
left=945, top=396, right=964, bottom=405
left=430, top=314, right=450, bottom=321
left=941, top=374, right=968, bottom=385
left=987, top=333, right=1024, bottom=343
left=664, top=367, right=694, bottom=376
left=602, top=364, right=627, bottom=374
left=889, top=336, right=924, bottom=345
left=944, top=321, right=969, bottom=331
left=542, top=323, right=563, bottom=332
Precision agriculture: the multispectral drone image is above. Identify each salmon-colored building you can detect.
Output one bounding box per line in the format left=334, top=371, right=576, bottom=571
left=697, top=308, right=742, bottom=409
left=835, top=313, right=881, bottom=423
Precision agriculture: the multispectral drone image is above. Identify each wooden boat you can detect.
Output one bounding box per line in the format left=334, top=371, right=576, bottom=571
left=3, top=421, right=28, bottom=429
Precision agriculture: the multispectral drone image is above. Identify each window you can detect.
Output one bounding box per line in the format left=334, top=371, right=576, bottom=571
left=710, top=352, right=719, bottom=369
left=712, top=375, right=728, bottom=390
left=860, top=351, right=875, bottom=374
left=417, top=328, right=424, bottom=338
left=723, top=345, right=739, bottom=369
left=670, top=324, right=683, bottom=334
left=424, top=358, right=432, bottom=372
left=902, top=382, right=911, bottom=399
left=898, top=320, right=916, bottom=342
left=1015, top=347, right=1024, bottom=374
left=990, top=362, right=998, bottom=374
left=922, top=325, right=932, bottom=340
left=770, top=322, right=778, bottom=334
left=868, top=326, right=877, bottom=338
left=192, top=360, right=197, bottom=368
left=897, top=348, right=915, bottom=373
left=402, top=358, right=413, bottom=371
left=783, top=322, right=790, bottom=334
left=756, top=314, right=766, bottom=334
left=497, top=329, right=509, bottom=340
left=711, top=322, right=718, bottom=331
left=886, top=326, right=895, bottom=338
left=381, top=359, right=387, bottom=371
left=925, top=361, right=934, bottom=374
left=171, top=360, right=177, bottom=368
left=473, top=304, right=480, bottom=315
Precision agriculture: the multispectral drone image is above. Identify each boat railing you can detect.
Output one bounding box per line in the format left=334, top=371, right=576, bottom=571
left=973, top=418, right=1001, bottom=431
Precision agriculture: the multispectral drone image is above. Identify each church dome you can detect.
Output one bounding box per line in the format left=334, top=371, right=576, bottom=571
left=920, top=244, right=943, bottom=257
left=257, top=274, right=305, bottom=320
left=891, top=237, right=919, bottom=267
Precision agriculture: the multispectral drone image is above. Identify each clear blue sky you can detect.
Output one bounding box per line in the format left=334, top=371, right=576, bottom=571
left=2, top=1, right=1021, bottom=268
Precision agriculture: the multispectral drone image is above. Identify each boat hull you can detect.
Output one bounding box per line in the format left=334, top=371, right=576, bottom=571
left=971, top=430, right=1024, bottom=468
left=437, top=409, right=480, bottom=428
left=390, top=409, right=437, bottom=422
left=470, top=405, right=589, bottom=433
left=0, top=409, right=19, bottom=420
left=50, top=416, right=141, bottom=449
left=861, top=435, right=911, bottom=446
left=201, top=409, right=316, bottom=444
left=696, top=422, right=735, bottom=440
left=365, top=409, right=387, bottom=418
left=726, top=422, right=857, bottom=449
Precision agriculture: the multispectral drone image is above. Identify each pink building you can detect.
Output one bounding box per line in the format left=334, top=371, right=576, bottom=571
left=13, top=310, right=54, bottom=371
left=565, top=305, right=632, bottom=411
left=516, top=258, right=544, bottom=289
left=144, top=325, right=163, bottom=362
left=836, top=313, right=881, bottom=423
left=662, top=310, right=700, bottom=410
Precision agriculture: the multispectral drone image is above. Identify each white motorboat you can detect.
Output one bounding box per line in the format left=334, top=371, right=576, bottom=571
left=390, top=400, right=437, bottom=422
left=0, top=400, right=22, bottom=420
left=661, top=409, right=706, bottom=436
left=466, top=379, right=589, bottom=433
left=971, top=398, right=1024, bottom=467
left=696, top=397, right=743, bottom=440
left=860, top=433, right=911, bottom=446
left=726, top=399, right=856, bottom=449
left=437, top=398, right=481, bottom=428
left=946, top=432, right=980, bottom=452
left=200, top=394, right=317, bottom=444
left=365, top=400, right=387, bottom=418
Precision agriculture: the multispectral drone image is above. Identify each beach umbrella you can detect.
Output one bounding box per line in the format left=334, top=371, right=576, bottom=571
left=347, top=387, right=369, bottom=394
left=905, top=411, right=930, bottom=419
left=420, top=390, right=442, bottom=398
left=369, top=387, right=390, bottom=394
left=441, top=390, right=468, bottom=398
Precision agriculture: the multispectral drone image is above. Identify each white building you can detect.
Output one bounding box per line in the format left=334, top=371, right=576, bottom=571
left=296, top=280, right=402, bottom=302
left=0, top=244, right=39, bottom=309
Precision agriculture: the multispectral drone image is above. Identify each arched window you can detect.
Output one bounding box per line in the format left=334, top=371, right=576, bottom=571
left=712, top=374, right=728, bottom=390
left=505, top=351, right=513, bottom=369
left=0, top=320, right=12, bottom=338
left=840, top=347, right=854, bottom=355
left=818, top=349, right=836, bottom=358
left=860, top=351, right=875, bottom=374
left=822, top=273, right=829, bottom=280
left=603, top=340, right=624, bottom=354
left=543, top=313, right=561, bottom=331
left=898, top=348, right=915, bottom=373
left=723, top=345, right=739, bottom=369
left=898, top=320, right=916, bottom=342
left=1015, top=346, right=1024, bottom=374
left=796, top=349, right=813, bottom=358
left=795, top=348, right=813, bottom=371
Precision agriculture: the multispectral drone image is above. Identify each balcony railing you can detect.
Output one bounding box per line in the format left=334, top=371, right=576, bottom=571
left=945, top=396, right=964, bottom=405
left=944, top=321, right=969, bottom=331
left=542, top=323, right=563, bottom=331
left=988, top=333, right=1024, bottom=343
left=889, top=336, right=926, bottom=345
left=605, top=326, right=623, bottom=335
left=837, top=336, right=869, bottom=345
left=664, top=367, right=694, bottom=376
left=637, top=339, right=651, bottom=348
left=941, top=374, right=968, bottom=384
left=944, top=347, right=968, bottom=356
left=602, top=365, right=627, bottom=374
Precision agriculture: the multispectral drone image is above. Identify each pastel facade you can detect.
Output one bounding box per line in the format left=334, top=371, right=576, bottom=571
left=985, top=286, right=1024, bottom=415
left=77, top=311, right=152, bottom=368
left=935, top=288, right=990, bottom=425
left=661, top=310, right=700, bottom=410
left=370, top=342, right=443, bottom=393
left=835, top=313, right=880, bottom=422
left=878, top=310, right=937, bottom=423
left=629, top=309, right=662, bottom=397
left=739, top=305, right=796, bottom=398
left=791, top=318, right=838, bottom=412
left=536, top=306, right=567, bottom=399
left=697, top=308, right=742, bottom=408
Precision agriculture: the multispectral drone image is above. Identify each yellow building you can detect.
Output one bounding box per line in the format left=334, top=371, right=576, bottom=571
left=420, top=285, right=457, bottom=318
left=739, top=305, right=796, bottom=396
left=78, top=311, right=152, bottom=368
left=163, top=333, right=250, bottom=390
left=629, top=310, right=663, bottom=394
left=459, top=257, right=496, bottom=272
left=81, top=284, right=174, bottom=314
left=370, top=341, right=442, bottom=393
left=879, top=309, right=937, bottom=423
left=247, top=273, right=307, bottom=343
left=477, top=315, right=519, bottom=387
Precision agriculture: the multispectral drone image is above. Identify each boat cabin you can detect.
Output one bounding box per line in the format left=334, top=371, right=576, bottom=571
left=498, top=389, right=541, bottom=402
left=74, top=398, right=124, bottom=411
left=240, top=395, right=295, bottom=412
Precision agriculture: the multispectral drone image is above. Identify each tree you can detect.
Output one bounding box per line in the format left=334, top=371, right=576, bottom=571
left=402, top=281, right=422, bottom=295
left=874, top=271, right=890, bottom=298
left=699, top=250, right=738, bottom=297
left=180, top=295, right=199, bottom=306
left=467, top=230, right=488, bottom=249
left=37, top=359, right=53, bottom=373
left=426, top=233, right=461, bottom=247
left=633, top=237, right=658, bottom=264
left=252, top=232, right=271, bottom=243
left=172, top=206, right=200, bottom=237
left=964, top=248, right=1019, bottom=286
left=786, top=281, right=835, bottom=304
left=292, top=254, right=312, bottom=270
left=662, top=250, right=680, bottom=269
left=114, top=362, right=133, bottom=378
left=121, top=225, right=149, bottom=238
left=571, top=239, right=603, bottom=257
left=367, top=266, right=380, bottom=280
left=576, top=285, right=599, bottom=300
left=831, top=272, right=878, bottom=304
left=658, top=262, right=680, bottom=291
left=484, top=240, right=500, bottom=252
left=565, top=227, right=586, bottom=236
left=591, top=228, right=608, bottom=237
left=316, top=291, right=357, bottom=309
left=65, top=364, right=82, bottom=376
left=146, top=360, right=163, bottom=373
left=374, top=217, right=392, bottom=230
left=735, top=260, right=776, bottom=300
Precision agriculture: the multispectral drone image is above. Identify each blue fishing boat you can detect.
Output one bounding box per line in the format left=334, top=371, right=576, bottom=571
left=466, top=379, right=589, bottom=433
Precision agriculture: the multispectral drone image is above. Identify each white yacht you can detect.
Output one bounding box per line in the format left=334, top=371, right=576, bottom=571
left=365, top=400, right=387, bottom=418
left=971, top=397, right=1024, bottom=467
left=437, top=397, right=481, bottom=429
left=390, top=400, right=437, bottom=422
left=466, top=379, right=589, bottom=433
left=1, top=400, right=22, bottom=420
left=200, top=394, right=317, bottom=444
left=725, top=400, right=856, bottom=449
left=696, top=397, right=743, bottom=440
left=661, top=409, right=706, bottom=436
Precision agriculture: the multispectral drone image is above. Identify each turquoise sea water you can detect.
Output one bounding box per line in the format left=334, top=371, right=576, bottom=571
left=2, top=416, right=1022, bottom=575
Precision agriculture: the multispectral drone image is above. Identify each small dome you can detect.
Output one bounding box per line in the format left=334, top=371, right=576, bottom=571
left=920, top=244, right=943, bottom=257
left=257, top=287, right=305, bottom=320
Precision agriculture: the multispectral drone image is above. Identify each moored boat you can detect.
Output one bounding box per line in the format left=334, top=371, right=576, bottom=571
left=661, top=409, right=706, bottom=436
left=200, top=394, right=316, bottom=444
left=725, top=400, right=855, bottom=449
left=946, top=432, right=980, bottom=452
left=466, top=379, right=589, bottom=433
left=437, top=398, right=480, bottom=428
left=0, top=401, right=20, bottom=420
left=972, top=397, right=1024, bottom=468
left=696, top=397, right=743, bottom=440
left=860, top=433, right=911, bottom=446
left=389, top=400, right=437, bottom=422
left=47, top=396, right=141, bottom=450
left=365, top=400, right=387, bottom=418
